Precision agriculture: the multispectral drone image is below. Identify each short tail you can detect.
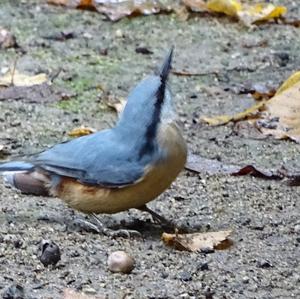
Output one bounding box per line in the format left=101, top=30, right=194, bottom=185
left=0, top=161, right=34, bottom=172
left=0, top=161, right=49, bottom=196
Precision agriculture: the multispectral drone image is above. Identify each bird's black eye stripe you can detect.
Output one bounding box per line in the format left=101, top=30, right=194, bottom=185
left=138, top=48, right=173, bottom=159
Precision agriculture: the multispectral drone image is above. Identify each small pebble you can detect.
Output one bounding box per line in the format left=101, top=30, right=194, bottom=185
left=38, top=239, right=61, bottom=267
left=197, top=261, right=209, bottom=271
left=257, top=259, right=273, bottom=269
left=82, top=286, right=97, bottom=295
left=294, top=224, right=300, bottom=233
left=242, top=276, right=250, bottom=284
left=201, top=247, right=215, bottom=254
left=178, top=271, right=192, bottom=282
left=107, top=251, right=134, bottom=274
left=115, top=29, right=124, bottom=38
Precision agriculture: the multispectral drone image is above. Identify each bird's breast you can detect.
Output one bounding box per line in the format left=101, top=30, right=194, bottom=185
left=53, top=122, right=187, bottom=214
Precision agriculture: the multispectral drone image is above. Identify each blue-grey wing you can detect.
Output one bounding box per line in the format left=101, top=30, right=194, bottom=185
left=32, top=129, right=150, bottom=187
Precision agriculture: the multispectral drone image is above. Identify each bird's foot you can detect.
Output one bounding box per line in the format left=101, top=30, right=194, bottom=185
left=91, top=214, right=142, bottom=238
left=139, top=205, right=189, bottom=233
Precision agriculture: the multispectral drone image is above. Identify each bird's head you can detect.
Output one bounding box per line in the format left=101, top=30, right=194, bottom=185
left=116, top=48, right=176, bottom=137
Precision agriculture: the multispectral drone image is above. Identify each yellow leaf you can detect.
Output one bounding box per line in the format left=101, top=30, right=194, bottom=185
left=201, top=114, right=232, bottom=126
left=202, top=101, right=266, bottom=126
left=0, top=70, right=47, bottom=87
left=255, top=5, right=287, bottom=21
left=185, top=0, right=287, bottom=26
left=237, top=3, right=287, bottom=26
left=207, top=0, right=242, bottom=16
left=275, top=71, right=300, bottom=96
left=68, top=126, right=96, bottom=137
left=162, top=230, right=232, bottom=252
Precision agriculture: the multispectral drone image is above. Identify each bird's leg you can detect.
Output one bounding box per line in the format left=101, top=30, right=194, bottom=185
left=139, top=205, right=175, bottom=229
left=91, top=213, right=141, bottom=238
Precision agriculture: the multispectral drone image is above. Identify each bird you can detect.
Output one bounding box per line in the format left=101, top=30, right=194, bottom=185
left=0, top=48, right=187, bottom=234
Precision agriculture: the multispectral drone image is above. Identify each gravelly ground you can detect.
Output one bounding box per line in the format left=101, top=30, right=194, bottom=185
left=0, top=0, right=300, bottom=298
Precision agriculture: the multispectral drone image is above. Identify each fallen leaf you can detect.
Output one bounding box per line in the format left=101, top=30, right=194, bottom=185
left=162, top=230, right=232, bottom=252
left=48, top=0, right=166, bottom=21
left=254, top=80, right=300, bottom=142
left=104, top=95, right=126, bottom=116
left=182, top=0, right=207, bottom=12
left=63, top=288, right=105, bottom=299
left=0, top=70, right=48, bottom=87
left=202, top=70, right=300, bottom=141
left=237, top=3, right=287, bottom=26
left=174, top=5, right=190, bottom=21
left=185, top=153, right=283, bottom=179
left=183, top=0, right=287, bottom=26
left=275, top=71, right=300, bottom=96
left=68, top=126, right=96, bottom=137
left=206, top=0, right=241, bottom=17
left=0, top=83, right=71, bottom=103
left=0, top=27, right=17, bottom=49
left=248, top=83, right=277, bottom=101
left=201, top=100, right=266, bottom=126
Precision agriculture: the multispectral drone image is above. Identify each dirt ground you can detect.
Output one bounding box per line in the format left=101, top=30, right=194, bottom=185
left=0, top=0, right=300, bottom=298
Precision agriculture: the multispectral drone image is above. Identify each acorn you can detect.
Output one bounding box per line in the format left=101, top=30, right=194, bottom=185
left=107, top=251, right=134, bottom=274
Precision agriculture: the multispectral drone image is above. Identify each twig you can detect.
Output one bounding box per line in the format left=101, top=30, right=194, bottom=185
left=10, top=56, right=18, bottom=86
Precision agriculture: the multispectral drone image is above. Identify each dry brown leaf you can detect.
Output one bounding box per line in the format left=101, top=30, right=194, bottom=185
left=182, top=0, right=207, bottom=12
left=105, top=96, right=126, bottom=116
left=48, top=0, right=165, bottom=21
left=68, top=126, right=96, bottom=137
left=0, top=27, right=17, bottom=49
left=162, top=230, right=232, bottom=252
left=255, top=80, right=300, bottom=142
left=63, top=288, right=105, bottom=299
left=0, top=70, right=47, bottom=87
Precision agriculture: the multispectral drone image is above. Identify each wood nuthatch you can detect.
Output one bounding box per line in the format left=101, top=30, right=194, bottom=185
left=0, top=48, right=187, bottom=230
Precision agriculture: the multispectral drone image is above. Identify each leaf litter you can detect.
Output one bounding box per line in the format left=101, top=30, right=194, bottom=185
left=48, top=0, right=167, bottom=21
left=68, top=126, right=96, bottom=137
left=47, top=0, right=286, bottom=25
left=202, top=71, right=300, bottom=143
left=185, top=153, right=288, bottom=180
left=162, top=230, right=232, bottom=252
left=183, top=0, right=287, bottom=26
left=0, top=68, right=71, bottom=103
